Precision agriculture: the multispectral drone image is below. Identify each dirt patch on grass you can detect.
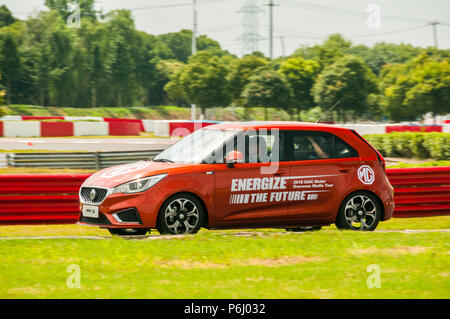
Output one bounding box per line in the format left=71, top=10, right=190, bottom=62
left=158, top=256, right=325, bottom=269
left=351, top=246, right=430, bottom=255
left=8, top=286, right=46, bottom=296
left=246, top=256, right=324, bottom=267
left=158, top=260, right=224, bottom=269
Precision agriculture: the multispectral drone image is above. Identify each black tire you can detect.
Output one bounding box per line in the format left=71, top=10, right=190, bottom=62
left=336, top=191, right=381, bottom=231
left=285, top=226, right=322, bottom=232
left=108, top=228, right=150, bottom=236
left=157, top=193, right=204, bottom=235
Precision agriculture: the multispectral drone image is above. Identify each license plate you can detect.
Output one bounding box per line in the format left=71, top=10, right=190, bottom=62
left=82, top=205, right=99, bottom=218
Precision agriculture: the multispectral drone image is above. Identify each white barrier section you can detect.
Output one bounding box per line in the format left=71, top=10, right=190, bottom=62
left=74, top=121, right=109, bottom=136
left=443, top=124, right=450, bottom=133
left=0, top=115, right=23, bottom=121
left=332, top=124, right=386, bottom=135
left=3, top=121, right=40, bottom=137
left=65, top=116, right=104, bottom=122
left=0, top=154, right=7, bottom=167
left=142, top=119, right=156, bottom=133
left=153, top=120, right=170, bottom=137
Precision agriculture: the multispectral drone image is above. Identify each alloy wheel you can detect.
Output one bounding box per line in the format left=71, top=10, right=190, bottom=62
left=343, top=194, right=377, bottom=230
left=164, top=198, right=200, bottom=234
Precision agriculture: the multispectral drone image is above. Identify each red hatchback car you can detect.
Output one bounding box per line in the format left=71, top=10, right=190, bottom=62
left=78, top=122, right=394, bottom=235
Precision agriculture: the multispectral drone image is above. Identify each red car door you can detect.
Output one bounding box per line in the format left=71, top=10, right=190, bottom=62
left=213, top=129, right=290, bottom=226
left=285, top=130, right=360, bottom=221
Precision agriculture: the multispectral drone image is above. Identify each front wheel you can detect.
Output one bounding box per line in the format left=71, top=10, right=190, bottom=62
left=336, top=191, right=381, bottom=231
left=157, top=193, right=204, bottom=235
left=108, top=228, right=150, bottom=236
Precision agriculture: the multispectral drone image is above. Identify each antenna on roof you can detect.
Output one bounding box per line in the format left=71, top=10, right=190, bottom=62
left=315, top=99, right=342, bottom=124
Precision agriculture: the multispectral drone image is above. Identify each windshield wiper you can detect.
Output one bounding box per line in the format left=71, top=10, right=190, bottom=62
left=152, top=158, right=174, bottom=163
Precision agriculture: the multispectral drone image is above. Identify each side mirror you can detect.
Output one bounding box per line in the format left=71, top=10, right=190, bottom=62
left=225, top=151, right=243, bottom=168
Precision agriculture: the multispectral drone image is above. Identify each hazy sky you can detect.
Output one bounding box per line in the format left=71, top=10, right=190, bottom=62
left=2, top=0, right=450, bottom=57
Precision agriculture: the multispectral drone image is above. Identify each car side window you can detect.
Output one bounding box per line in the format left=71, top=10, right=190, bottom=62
left=290, top=131, right=357, bottom=161
left=223, top=130, right=285, bottom=163
left=244, top=131, right=270, bottom=163
left=334, top=137, right=358, bottom=158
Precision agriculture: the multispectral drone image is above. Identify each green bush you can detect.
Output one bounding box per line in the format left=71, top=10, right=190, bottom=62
left=423, top=133, right=450, bottom=160
left=0, top=106, right=6, bottom=117
left=363, top=132, right=450, bottom=160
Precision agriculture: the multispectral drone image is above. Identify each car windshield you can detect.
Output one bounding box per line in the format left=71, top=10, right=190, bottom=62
left=153, top=129, right=235, bottom=164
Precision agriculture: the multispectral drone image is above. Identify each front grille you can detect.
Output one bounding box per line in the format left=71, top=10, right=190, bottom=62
left=80, top=187, right=109, bottom=204
left=79, top=213, right=112, bottom=225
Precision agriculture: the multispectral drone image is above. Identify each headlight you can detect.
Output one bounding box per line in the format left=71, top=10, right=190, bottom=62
left=112, top=174, right=167, bottom=194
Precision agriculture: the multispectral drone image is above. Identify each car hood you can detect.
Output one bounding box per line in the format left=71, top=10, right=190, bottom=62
left=83, top=161, right=189, bottom=188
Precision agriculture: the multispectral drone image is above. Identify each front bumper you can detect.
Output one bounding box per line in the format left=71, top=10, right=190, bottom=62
left=78, top=185, right=165, bottom=228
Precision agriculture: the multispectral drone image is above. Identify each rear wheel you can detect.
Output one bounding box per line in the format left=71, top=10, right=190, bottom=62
left=336, top=191, right=381, bottom=231
left=107, top=228, right=150, bottom=236
left=157, top=193, right=204, bottom=235
left=285, top=226, right=322, bottom=232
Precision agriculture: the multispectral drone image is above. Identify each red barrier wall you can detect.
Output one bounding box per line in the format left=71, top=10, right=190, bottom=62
left=386, top=167, right=450, bottom=218
left=104, top=118, right=145, bottom=132
left=0, top=121, right=3, bottom=137
left=0, top=174, right=90, bottom=225
left=0, top=168, right=449, bottom=225
left=41, top=122, right=74, bottom=137
left=108, top=122, right=141, bottom=136
left=386, top=125, right=443, bottom=133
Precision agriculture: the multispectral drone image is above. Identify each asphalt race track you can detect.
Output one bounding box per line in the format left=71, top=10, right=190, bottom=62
left=0, top=138, right=178, bottom=152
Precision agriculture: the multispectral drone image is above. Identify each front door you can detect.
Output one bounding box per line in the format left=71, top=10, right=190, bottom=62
left=213, top=129, right=290, bottom=226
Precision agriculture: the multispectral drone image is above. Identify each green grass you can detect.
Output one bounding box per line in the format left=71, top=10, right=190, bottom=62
left=0, top=216, right=448, bottom=237
left=387, top=160, right=450, bottom=168
left=2, top=105, right=188, bottom=120
left=1, top=104, right=296, bottom=121
left=0, top=217, right=448, bottom=299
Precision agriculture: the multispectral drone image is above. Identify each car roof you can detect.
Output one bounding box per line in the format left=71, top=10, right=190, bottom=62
left=204, top=121, right=348, bottom=132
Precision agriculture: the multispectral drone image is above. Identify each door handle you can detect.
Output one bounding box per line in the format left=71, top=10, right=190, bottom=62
left=273, top=170, right=286, bottom=176
left=339, top=169, right=350, bottom=173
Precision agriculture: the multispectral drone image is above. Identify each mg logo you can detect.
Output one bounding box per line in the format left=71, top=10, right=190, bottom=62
left=358, top=165, right=375, bottom=185
left=89, top=189, right=96, bottom=200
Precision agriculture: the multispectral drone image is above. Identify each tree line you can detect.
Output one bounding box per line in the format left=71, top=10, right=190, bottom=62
left=0, top=2, right=449, bottom=122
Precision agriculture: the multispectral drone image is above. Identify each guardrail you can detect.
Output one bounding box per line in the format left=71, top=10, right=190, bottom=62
left=387, top=166, right=450, bottom=218
left=0, top=167, right=449, bottom=225
left=0, top=174, right=89, bottom=225
left=6, top=150, right=162, bottom=170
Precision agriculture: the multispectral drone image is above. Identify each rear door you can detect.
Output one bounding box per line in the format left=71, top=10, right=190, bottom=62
left=213, top=129, right=290, bottom=226
left=285, top=130, right=360, bottom=220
